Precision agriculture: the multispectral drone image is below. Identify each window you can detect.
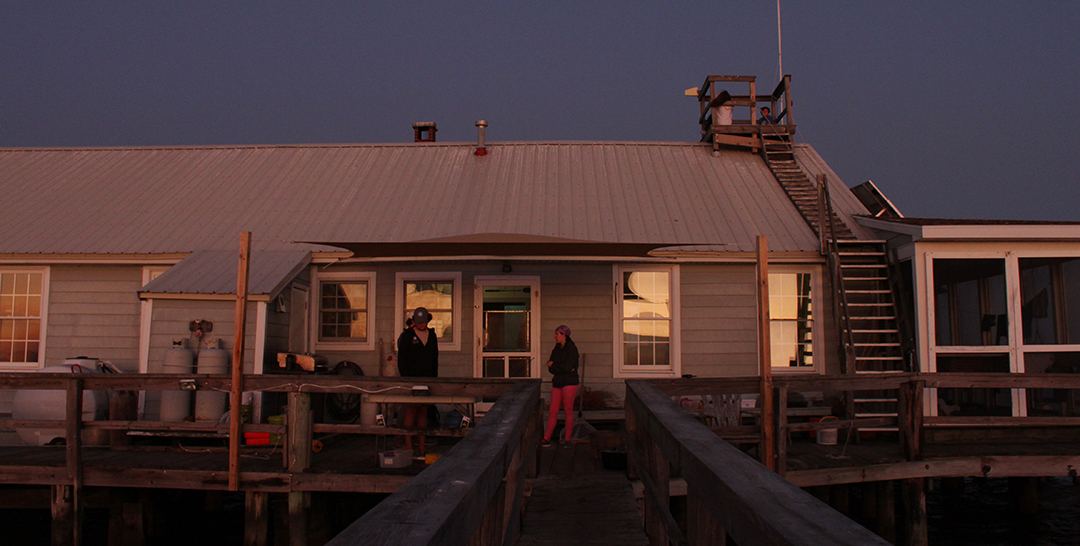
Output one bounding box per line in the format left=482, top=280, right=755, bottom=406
left=1, top=268, right=48, bottom=370
left=614, top=265, right=679, bottom=377
left=1019, top=258, right=1080, bottom=345
left=933, top=258, right=1008, bottom=346
left=396, top=272, right=462, bottom=351
left=312, top=271, right=375, bottom=350
left=769, top=271, right=817, bottom=371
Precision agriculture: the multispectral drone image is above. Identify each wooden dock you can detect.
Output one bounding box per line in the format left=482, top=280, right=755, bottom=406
left=517, top=442, right=648, bottom=546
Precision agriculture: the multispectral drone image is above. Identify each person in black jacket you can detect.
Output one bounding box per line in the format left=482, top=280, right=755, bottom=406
left=397, top=307, right=439, bottom=458
left=543, top=325, right=580, bottom=446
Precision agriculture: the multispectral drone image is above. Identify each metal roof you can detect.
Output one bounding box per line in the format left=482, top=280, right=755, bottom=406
left=0, top=141, right=870, bottom=256
left=140, top=249, right=311, bottom=298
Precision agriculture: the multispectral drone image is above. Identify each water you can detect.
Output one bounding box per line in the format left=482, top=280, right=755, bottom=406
left=926, top=477, right=1080, bottom=545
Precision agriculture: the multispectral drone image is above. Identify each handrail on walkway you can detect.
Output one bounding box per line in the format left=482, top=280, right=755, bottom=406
left=625, top=379, right=890, bottom=546
left=326, top=379, right=541, bottom=546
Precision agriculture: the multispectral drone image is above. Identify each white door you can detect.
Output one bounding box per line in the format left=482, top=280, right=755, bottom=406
left=474, top=277, right=540, bottom=378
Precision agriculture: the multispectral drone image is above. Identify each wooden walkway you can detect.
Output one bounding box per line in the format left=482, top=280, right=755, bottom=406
left=517, top=441, right=648, bottom=546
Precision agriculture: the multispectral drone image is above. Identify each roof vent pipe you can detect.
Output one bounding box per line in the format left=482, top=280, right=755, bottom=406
left=474, top=120, right=488, bottom=156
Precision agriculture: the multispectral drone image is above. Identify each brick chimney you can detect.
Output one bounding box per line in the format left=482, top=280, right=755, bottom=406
left=412, top=122, right=438, bottom=143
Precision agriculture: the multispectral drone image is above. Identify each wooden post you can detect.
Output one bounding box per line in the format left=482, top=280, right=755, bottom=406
left=65, top=377, right=83, bottom=546
left=52, top=485, right=74, bottom=546
left=776, top=384, right=788, bottom=477
left=643, top=437, right=671, bottom=546
left=901, top=479, right=928, bottom=546
left=288, top=491, right=308, bottom=546
left=244, top=491, right=269, bottom=546
left=899, top=380, right=925, bottom=461
left=229, top=231, right=252, bottom=492
left=875, top=480, right=896, bottom=544
left=624, top=401, right=640, bottom=481
left=756, top=235, right=776, bottom=471
left=287, top=391, right=312, bottom=546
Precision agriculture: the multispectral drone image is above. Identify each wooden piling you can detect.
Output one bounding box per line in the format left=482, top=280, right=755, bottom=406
left=875, top=480, right=896, bottom=544
left=901, top=478, right=928, bottom=546
left=51, top=485, right=73, bottom=546
left=244, top=491, right=269, bottom=546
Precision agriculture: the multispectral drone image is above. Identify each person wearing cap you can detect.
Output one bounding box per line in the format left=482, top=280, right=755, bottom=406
left=542, top=325, right=580, bottom=446
left=397, top=307, right=439, bottom=458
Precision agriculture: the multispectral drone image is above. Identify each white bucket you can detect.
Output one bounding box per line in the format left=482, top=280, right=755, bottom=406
left=816, top=416, right=839, bottom=445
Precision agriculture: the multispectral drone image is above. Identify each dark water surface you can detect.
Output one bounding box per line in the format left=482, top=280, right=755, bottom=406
left=926, top=477, right=1080, bottom=546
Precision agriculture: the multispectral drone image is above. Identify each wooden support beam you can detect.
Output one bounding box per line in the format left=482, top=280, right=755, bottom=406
left=756, top=236, right=776, bottom=471
left=776, top=385, right=788, bottom=476
left=230, top=230, right=252, bottom=492
left=65, top=378, right=83, bottom=546
left=244, top=491, right=269, bottom=546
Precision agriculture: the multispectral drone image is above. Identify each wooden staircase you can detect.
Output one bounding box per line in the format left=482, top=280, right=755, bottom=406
left=759, top=135, right=906, bottom=433
left=761, top=137, right=855, bottom=240
left=836, top=240, right=907, bottom=432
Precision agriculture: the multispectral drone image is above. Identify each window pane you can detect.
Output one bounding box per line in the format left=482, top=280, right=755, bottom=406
left=25, top=342, right=38, bottom=363
left=1025, top=352, right=1080, bottom=417
left=483, top=357, right=505, bottom=378
left=318, top=281, right=368, bottom=342
left=934, top=259, right=1008, bottom=346
left=0, top=341, right=10, bottom=362
left=0, top=295, right=11, bottom=316
left=13, top=273, right=28, bottom=294
left=0, top=274, right=13, bottom=295
left=623, top=272, right=670, bottom=318
left=483, top=310, right=529, bottom=352
left=508, top=357, right=530, bottom=378
left=936, top=354, right=1011, bottom=417
left=770, top=273, right=814, bottom=368
left=406, top=281, right=455, bottom=343
left=1020, top=258, right=1080, bottom=345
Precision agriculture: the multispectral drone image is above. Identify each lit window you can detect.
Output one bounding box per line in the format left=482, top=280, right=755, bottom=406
left=770, top=272, right=815, bottom=369
left=312, top=271, right=375, bottom=349
left=396, top=272, right=462, bottom=350
left=615, top=266, right=679, bottom=377
left=0, top=269, right=47, bottom=368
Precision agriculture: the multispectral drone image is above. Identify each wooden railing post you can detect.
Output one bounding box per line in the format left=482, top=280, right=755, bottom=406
left=899, top=380, right=928, bottom=546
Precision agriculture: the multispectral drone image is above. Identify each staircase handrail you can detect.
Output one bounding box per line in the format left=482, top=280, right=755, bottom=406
left=819, top=176, right=858, bottom=374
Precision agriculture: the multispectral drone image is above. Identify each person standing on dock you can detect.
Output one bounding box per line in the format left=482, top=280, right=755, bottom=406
left=397, top=307, right=439, bottom=459
left=542, top=325, right=580, bottom=446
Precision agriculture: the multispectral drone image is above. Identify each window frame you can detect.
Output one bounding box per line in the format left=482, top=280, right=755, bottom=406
left=612, top=264, right=681, bottom=379
left=310, top=270, right=376, bottom=351
left=768, top=265, right=824, bottom=375
left=0, top=266, right=50, bottom=371
left=395, top=272, right=462, bottom=351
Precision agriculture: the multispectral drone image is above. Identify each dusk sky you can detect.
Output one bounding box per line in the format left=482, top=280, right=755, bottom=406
left=2, top=2, right=1078, bottom=221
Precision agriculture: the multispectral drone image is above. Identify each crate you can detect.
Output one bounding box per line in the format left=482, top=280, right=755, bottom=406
left=380, top=449, right=413, bottom=469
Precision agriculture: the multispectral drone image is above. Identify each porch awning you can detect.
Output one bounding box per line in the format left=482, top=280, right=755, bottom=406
left=306, top=233, right=692, bottom=258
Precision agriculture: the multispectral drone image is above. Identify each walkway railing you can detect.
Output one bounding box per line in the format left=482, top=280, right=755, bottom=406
left=326, top=379, right=541, bottom=546
left=625, top=379, right=890, bottom=546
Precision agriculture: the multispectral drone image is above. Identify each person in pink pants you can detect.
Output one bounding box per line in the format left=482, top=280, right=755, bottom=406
left=543, top=325, right=580, bottom=446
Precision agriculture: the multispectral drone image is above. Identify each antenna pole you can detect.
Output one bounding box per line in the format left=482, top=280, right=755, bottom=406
left=777, top=0, right=784, bottom=80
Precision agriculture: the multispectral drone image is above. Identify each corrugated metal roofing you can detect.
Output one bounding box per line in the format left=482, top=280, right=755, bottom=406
left=0, top=141, right=869, bottom=255
left=140, top=249, right=310, bottom=296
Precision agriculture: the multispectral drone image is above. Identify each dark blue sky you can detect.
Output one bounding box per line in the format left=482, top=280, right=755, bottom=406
left=2, top=2, right=1078, bottom=220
